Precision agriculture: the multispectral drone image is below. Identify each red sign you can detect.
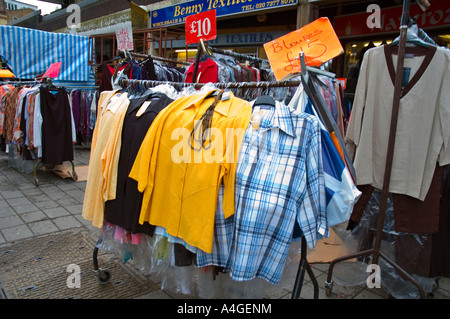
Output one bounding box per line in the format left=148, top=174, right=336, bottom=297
left=185, top=10, right=217, bottom=45
left=42, top=62, right=62, bottom=79
left=334, top=0, right=450, bottom=38
left=263, top=17, right=343, bottom=81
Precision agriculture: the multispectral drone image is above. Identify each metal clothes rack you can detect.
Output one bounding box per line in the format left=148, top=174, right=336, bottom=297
left=208, top=46, right=269, bottom=64
left=325, top=0, right=431, bottom=299
left=91, top=73, right=346, bottom=299
left=126, top=51, right=191, bottom=66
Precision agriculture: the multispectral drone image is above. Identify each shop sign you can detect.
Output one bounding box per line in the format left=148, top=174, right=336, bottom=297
left=264, top=17, right=343, bottom=81
left=155, top=31, right=288, bottom=48
left=151, top=0, right=298, bottom=28
left=185, top=10, right=217, bottom=45
left=334, top=0, right=450, bottom=38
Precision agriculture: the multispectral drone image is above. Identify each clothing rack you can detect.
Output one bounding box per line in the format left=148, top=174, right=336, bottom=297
left=89, top=74, right=343, bottom=299
left=325, top=0, right=429, bottom=299
left=208, top=46, right=268, bottom=64
left=127, top=51, right=191, bottom=66
left=120, top=78, right=302, bottom=90
left=1, top=80, right=79, bottom=186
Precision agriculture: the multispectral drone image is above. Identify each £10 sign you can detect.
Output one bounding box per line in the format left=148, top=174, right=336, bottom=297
left=185, top=10, right=217, bottom=45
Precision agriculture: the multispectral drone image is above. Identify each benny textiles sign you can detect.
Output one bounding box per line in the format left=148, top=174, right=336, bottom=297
left=151, top=0, right=298, bottom=28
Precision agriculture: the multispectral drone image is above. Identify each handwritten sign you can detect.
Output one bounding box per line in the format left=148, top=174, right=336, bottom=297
left=116, top=26, right=134, bottom=52
left=185, top=10, right=217, bottom=45
left=263, top=17, right=343, bottom=81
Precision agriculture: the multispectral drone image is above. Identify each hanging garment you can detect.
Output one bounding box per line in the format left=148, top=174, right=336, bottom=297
left=348, top=163, right=444, bottom=234
left=104, top=91, right=174, bottom=236
left=82, top=90, right=129, bottom=228
left=289, top=84, right=360, bottom=227
left=346, top=45, right=450, bottom=201
left=198, top=100, right=327, bottom=284
left=99, top=62, right=113, bottom=93
left=430, top=165, right=450, bottom=277
left=0, top=84, right=14, bottom=136
left=39, top=87, right=74, bottom=165
left=2, top=87, right=20, bottom=142
left=129, top=90, right=252, bottom=253
left=184, top=57, right=218, bottom=83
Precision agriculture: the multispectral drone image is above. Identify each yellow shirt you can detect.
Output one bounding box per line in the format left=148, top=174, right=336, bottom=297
left=129, top=90, right=251, bottom=253
left=82, top=91, right=129, bottom=228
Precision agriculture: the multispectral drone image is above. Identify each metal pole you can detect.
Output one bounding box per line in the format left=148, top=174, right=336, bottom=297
left=372, top=0, right=410, bottom=265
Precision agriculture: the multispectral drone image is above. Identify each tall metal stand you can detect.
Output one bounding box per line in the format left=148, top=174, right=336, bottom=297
left=325, top=0, right=430, bottom=299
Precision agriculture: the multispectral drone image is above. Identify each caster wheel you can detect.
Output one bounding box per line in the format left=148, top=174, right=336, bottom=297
left=72, top=171, right=78, bottom=182
left=325, top=281, right=333, bottom=297
left=35, top=179, right=39, bottom=187
left=97, top=269, right=111, bottom=284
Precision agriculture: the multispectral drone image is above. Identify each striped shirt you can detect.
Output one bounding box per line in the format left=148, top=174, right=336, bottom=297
left=197, top=100, right=328, bottom=284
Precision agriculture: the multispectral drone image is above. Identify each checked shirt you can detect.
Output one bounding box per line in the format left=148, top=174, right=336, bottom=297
left=197, top=100, right=328, bottom=284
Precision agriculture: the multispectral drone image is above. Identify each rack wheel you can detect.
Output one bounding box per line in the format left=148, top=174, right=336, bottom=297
left=96, top=269, right=111, bottom=284
left=325, top=281, right=333, bottom=297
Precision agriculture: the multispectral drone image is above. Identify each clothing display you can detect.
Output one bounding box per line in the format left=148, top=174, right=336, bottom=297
left=83, top=63, right=361, bottom=296
left=129, top=89, right=252, bottom=254
left=104, top=91, right=174, bottom=236
left=346, top=45, right=450, bottom=201
left=341, top=39, right=450, bottom=290
left=82, top=90, right=130, bottom=228
left=69, top=89, right=98, bottom=144
left=40, top=87, right=74, bottom=166
left=197, top=99, right=327, bottom=284
left=99, top=57, right=186, bottom=93
left=0, top=84, right=91, bottom=166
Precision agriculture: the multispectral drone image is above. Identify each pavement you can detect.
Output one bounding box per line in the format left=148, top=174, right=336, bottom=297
left=0, top=144, right=449, bottom=300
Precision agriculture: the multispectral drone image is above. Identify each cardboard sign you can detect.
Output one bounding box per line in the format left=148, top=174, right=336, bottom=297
left=263, top=17, right=343, bottom=81
left=42, top=62, right=62, bottom=78
left=185, top=10, right=217, bottom=45
left=116, top=26, right=134, bottom=52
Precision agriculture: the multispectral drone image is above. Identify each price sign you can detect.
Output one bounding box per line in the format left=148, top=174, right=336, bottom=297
left=263, top=17, right=343, bottom=81
left=185, top=10, right=217, bottom=45
left=116, top=26, right=134, bottom=52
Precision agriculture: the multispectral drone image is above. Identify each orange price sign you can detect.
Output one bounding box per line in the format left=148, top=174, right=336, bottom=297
left=263, top=17, right=343, bottom=81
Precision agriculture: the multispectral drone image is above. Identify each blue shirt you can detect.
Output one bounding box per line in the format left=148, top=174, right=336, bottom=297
left=197, top=100, right=328, bottom=284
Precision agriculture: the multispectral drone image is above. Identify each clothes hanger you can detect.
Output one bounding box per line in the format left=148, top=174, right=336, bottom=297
left=391, top=20, right=433, bottom=48
left=253, top=95, right=275, bottom=108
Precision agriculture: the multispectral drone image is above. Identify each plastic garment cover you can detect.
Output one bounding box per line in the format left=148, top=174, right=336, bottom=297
left=96, top=222, right=309, bottom=298
left=6, top=142, right=36, bottom=173
left=332, top=190, right=436, bottom=299
left=288, top=84, right=361, bottom=227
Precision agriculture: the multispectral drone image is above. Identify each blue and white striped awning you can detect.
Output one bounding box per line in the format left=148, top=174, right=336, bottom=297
left=0, top=25, right=92, bottom=83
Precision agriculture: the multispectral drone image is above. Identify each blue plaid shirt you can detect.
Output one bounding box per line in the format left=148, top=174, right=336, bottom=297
left=197, top=100, right=328, bottom=284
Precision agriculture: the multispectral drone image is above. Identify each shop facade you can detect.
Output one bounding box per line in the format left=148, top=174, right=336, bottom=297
left=148, top=0, right=320, bottom=61
left=331, top=0, right=450, bottom=91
